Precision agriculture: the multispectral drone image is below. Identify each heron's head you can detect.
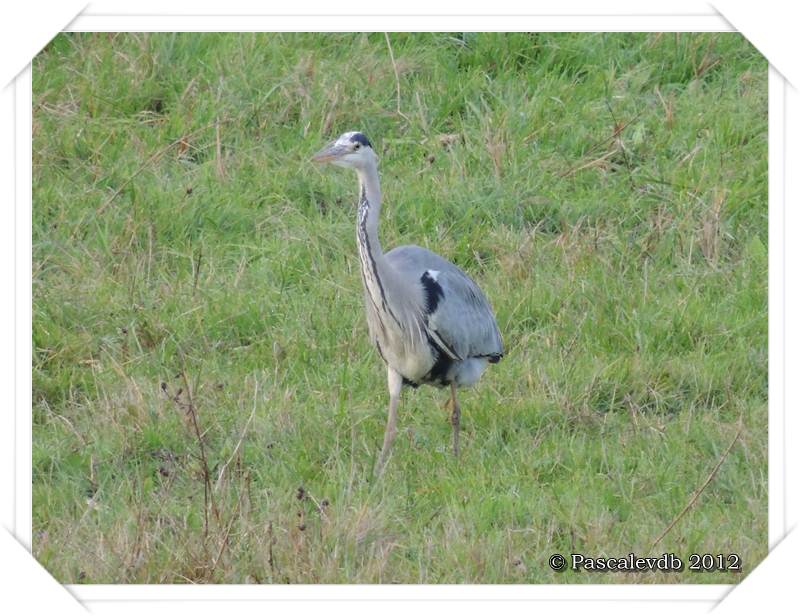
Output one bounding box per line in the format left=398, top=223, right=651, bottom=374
left=312, top=131, right=376, bottom=170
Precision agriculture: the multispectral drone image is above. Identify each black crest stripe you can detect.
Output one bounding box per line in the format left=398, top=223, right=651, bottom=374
left=350, top=132, right=371, bottom=147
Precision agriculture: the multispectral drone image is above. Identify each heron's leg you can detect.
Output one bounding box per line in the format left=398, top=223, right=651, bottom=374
left=442, top=396, right=453, bottom=420
left=375, top=367, right=403, bottom=477
left=450, top=382, right=461, bottom=457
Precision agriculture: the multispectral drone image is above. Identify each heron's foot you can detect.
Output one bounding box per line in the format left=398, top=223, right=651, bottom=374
left=374, top=423, right=398, bottom=478
left=374, top=446, right=392, bottom=478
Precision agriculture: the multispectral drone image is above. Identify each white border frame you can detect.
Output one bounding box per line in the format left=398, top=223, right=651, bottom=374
left=7, top=3, right=791, bottom=613
left=15, top=65, right=32, bottom=553
left=768, top=67, right=786, bottom=550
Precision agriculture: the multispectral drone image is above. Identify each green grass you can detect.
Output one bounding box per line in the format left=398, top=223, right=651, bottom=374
left=32, top=32, right=767, bottom=584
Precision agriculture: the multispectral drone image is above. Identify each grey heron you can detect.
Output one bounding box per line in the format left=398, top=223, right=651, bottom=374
left=313, top=131, right=503, bottom=474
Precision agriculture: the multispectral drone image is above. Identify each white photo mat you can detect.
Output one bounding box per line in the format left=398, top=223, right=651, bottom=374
left=3, top=2, right=796, bottom=613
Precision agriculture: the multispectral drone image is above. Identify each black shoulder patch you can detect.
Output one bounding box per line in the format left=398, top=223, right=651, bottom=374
left=420, top=271, right=444, bottom=314
left=350, top=132, right=371, bottom=147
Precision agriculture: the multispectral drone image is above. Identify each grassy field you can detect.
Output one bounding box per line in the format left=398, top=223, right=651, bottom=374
left=32, top=32, right=767, bottom=584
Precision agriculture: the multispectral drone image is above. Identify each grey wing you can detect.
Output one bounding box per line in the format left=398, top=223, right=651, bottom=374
left=386, top=245, right=504, bottom=361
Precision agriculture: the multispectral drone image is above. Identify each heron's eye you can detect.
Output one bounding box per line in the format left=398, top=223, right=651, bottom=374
left=354, top=143, right=361, bottom=150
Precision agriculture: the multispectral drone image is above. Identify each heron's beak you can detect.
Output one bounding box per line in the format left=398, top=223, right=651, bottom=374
left=311, top=142, right=348, bottom=163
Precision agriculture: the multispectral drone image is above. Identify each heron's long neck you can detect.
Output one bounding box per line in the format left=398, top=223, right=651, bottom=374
left=355, top=163, right=407, bottom=329
left=356, top=163, right=383, bottom=259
